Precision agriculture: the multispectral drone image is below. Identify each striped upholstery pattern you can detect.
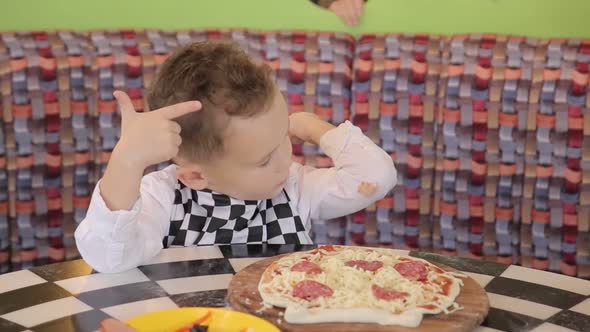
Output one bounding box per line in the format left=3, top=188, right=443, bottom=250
left=0, top=42, right=7, bottom=272
left=250, top=30, right=355, bottom=245
left=431, top=35, right=590, bottom=278
left=0, top=31, right=93, bottom=273
left=521, top=38, right=590, bottom=278
left=433, top=35, right=529, bottom=265
left=0, top=30, right=589, bottom=279
left=351, top=34, right=443, bottom=249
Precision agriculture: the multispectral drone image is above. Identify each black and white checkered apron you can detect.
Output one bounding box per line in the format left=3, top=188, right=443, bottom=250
left=163, top=182, right=312, bottom=247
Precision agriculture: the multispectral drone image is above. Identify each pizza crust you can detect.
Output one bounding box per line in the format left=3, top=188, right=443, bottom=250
left=284, top=306, right=424, bottom=327
left=262, top=279, right=461, bottom=327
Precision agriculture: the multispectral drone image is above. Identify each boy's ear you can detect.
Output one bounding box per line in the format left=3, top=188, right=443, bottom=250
left=176, top=164, right=209, bottom=190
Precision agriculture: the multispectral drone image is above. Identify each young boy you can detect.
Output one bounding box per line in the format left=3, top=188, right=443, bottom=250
left=75, top=42, right=397, bottom=273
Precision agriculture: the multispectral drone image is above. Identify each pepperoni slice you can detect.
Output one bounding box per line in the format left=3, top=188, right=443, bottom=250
left=293, top=280, right=334, bottom=301
left=291, top=261, right=323, bottom=274
left=319, top=244, right=336, bottom=252
left=371, top=284, right=409, bottom=301
left=394, top=261, right=429, bottom=281
left=345, top=260, right=384, bottom=272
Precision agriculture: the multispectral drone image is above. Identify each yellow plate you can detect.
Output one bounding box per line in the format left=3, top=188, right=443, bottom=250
left=126, top=307, right=280, bottom=332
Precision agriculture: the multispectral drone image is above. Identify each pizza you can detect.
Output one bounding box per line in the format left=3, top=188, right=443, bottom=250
left=258, top=245, right=464, bottom=327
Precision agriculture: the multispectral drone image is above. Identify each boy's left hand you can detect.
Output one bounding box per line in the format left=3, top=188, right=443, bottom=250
left=289, top=112, right=336, bottom=145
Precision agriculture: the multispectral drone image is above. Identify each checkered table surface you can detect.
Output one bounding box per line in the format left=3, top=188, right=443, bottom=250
left=0, top=245, right=588, bottom=332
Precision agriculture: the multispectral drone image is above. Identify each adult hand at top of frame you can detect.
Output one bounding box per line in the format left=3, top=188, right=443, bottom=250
left=328, top=0, right=365, bottom=26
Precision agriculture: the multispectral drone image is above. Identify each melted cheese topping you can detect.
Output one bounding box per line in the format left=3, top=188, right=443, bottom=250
left=259, top=246, right=463, bottom=318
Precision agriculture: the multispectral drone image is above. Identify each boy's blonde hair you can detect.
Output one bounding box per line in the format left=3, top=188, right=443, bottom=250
left=147, top=41, right=275, bottom=161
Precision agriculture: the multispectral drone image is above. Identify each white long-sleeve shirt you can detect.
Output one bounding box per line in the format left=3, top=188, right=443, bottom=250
left=75, top=121, right=397, bottom=273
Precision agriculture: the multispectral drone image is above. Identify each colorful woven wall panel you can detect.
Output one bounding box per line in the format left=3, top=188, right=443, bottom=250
left=431, top=35, right=590, bottom=279
left=0, top=48, right=7, bottom=273
left=1, top=30, right=589, bottom=279
left=432, top=35, right=530, bottom=264
left=352, top=34, right=444, bottom=250
left=254, top=31, right=356, bottom=245
left=0, top=31, right=93, bottom=272
left=520, top=38, right=590, bottom=278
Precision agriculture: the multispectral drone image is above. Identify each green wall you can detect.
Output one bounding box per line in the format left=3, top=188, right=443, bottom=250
left=1, top=0, right=589, bottom=38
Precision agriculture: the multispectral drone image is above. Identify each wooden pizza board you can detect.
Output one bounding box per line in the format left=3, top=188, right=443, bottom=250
left=227, top=254, right=490, bottom=332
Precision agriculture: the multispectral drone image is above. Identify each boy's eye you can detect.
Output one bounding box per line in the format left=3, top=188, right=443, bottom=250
left=259, top=158, right=271, bottom=167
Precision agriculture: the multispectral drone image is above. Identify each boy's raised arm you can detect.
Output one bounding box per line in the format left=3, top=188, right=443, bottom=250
left=74, top=91, right=201, bottom=273
left=100, top=91, right=201, bottom=211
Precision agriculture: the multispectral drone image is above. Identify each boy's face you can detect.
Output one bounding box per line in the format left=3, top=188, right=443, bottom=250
left=178, top=87, right=293, bottom=200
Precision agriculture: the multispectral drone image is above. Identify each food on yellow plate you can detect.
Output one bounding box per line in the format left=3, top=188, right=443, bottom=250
left=175, top=310, right=212, bottom=332
left=100, top=318, right=138, bottom=332
left=125, top=307, right=279, bottom=332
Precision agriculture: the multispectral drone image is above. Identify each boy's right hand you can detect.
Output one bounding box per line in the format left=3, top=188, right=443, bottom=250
left=113, top=91, right=202, bottom=169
